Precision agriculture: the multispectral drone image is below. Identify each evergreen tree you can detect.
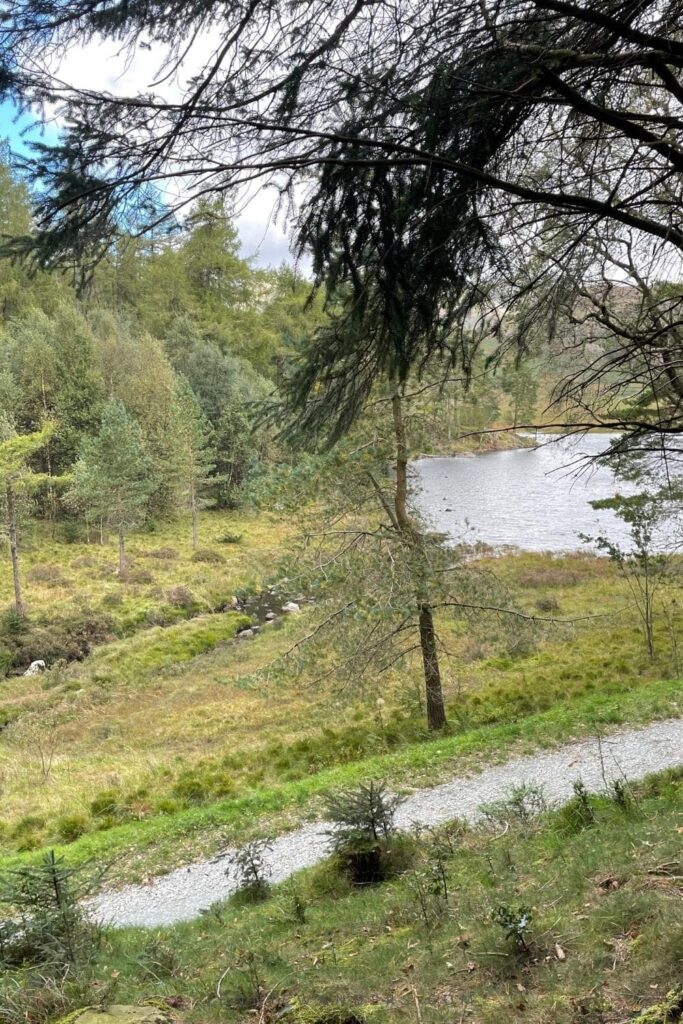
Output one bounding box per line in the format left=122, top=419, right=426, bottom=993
left=67, top=400, right=154, bottom=574
left=174, top=376, right=216, bottom=547
left=0, top=417, right=55, bottom=616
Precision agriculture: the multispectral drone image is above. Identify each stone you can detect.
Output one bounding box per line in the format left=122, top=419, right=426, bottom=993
left=281, top=601, right=300, bottom=614
left=23, top=660, right=46, bottom=676
left=265, top=611, right=277, bottom=620
left=236, top=627, right=254, bottom=639
left=56, top=1007, right=173, bottom=1024
left=228, top=595, right=240, bottom=609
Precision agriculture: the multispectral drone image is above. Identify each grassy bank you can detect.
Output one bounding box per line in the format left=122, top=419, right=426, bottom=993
left=0, top=676, right=679, bottom=881
left=6, top=768, right=682, bottom=1024
left=0, top=512, right=681, bottom=878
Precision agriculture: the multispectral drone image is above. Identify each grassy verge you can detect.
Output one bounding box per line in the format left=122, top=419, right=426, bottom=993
left=0, top=673, right=679, bottom=881
left=7, top=768, right=682, bottom=1024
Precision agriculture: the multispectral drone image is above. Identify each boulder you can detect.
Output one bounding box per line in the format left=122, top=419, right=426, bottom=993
left=57, top=1007, right=173, bottom=1024
left=236, top=627, right=254, bottom=639
left=23, top=660, right=46, bottom=677
left=265, top=611, right=277, bottom=621
left=281, top=601, right=300, bottom=614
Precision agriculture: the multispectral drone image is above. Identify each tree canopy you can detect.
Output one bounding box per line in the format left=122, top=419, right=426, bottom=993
left=2, top=0, right=682, bottom=447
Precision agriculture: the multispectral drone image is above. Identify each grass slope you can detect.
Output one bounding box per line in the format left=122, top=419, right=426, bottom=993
left=25, top=768, right=683, bottom=1024
left=0, top=512, right=681, bottom=881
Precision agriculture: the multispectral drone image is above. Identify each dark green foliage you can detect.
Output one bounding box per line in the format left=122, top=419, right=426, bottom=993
left=0, top=851, right=101, bottom=968
left=479, top=783, right=547, bottom=828
left=0, top=608, right=28, bottom=638
left=490, top=903, right=533, bottom=952
left=555, top=780, right=597, bottom=834
left=280, top=880, right=308, bottom=924
left=225, top=839, right=273, bottom=902
left=67, top=399, right=154, bottom=548
left=55, top=815, right=89, bottom=844
left=89, top=789, right=131, bottom=821
left=324, top=781, right=403, bottom=885
left=607, top=778, right=633, bottom=812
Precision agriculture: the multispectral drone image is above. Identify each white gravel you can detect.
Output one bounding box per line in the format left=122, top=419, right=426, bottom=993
left=92, top=716, right=683, bottom=929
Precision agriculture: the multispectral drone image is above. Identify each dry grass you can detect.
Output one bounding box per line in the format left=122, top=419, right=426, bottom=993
left=0, top=515, right=680, bottom=863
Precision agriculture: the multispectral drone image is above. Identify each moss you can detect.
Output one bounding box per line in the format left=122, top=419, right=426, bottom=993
left=636, top=988, right=683, bottom=1024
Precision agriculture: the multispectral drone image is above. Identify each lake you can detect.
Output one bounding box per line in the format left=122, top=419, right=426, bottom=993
left=413, top=433, right=647, bottom=553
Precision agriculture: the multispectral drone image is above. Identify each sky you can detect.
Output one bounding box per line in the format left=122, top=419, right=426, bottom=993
left=0, top=57, right=295, bottom=270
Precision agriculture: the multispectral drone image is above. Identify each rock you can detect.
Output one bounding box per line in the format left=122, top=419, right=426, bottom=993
left=228, top=595, right=240, bottom=609
left=281, top=601, right=300, bottom=614
left=56, top=1007, right=173, bottom=1024
left=251, top=624, right=261, bottom=633
left=236, top=627, right=254, bottom=639
left=265, top=611, right=277, bottom=620
left=23, top=660, right=46, bottom=677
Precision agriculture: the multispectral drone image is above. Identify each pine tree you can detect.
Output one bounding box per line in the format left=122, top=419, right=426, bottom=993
left=67, top=399, right=154, bottom=574
left=0, top=417, right=55, bottom=617
left=174, top=377, right=216, bottom=548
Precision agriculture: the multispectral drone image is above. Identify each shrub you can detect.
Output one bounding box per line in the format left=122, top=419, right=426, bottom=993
left=479, top=783, right=547, bottom=828
left=218, top=533, right=243, bottom=544
left=554, top=779, right=596, bottom=834
left=89, top=789, right=131, bottom=821
left=55, top=815, right=89, bottom=844
left=165, top=585, right=197, bottom=609
left=324, top=781, right=403, bottom=885
left=59, top=520, right=83, bottom=544
left=70, top=555, right=98, bottom=569
left=0, top=611, right=115, bottom=673
left=11, top=815, right=47, bottom=851
left=26, top=565, right=68, bottom=588
left=535, top=596, right=560, bottom=613
left=491, top=903, right=533, bottom=952
left=191, top=547, right=225, bottom=564
left=123, top=568, right=155, bottom=585
left=0, top=647, right=13, bottom=677
left=225, top=838, right=273, bottom=902
left=0, top=608, right=29, bottom=639
left=0, top=851, right=101, bottom=968
left=280, top=880, right=308, bottom=924
left=147, top=547, right=179, bottom=560
left=607, top=777, right=633, bottom=811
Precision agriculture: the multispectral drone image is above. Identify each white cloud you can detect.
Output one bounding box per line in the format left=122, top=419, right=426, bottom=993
left=47, top=33, right=299, bottom=268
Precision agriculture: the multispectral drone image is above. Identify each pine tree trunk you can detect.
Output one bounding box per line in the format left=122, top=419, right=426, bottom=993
left=191, top=484, right=198, bottom=549
left=118, top=525, right=126, bottom=576
left=391, top=394, right=447, bottom=730
left=6, top=483, right=25, bottom=617
left=419, top=603, right=447, bottom=730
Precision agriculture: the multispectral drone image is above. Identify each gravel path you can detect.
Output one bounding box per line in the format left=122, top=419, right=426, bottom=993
left=93, top=717, right=683, bottom=929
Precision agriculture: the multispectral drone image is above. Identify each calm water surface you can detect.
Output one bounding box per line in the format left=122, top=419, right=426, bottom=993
left=413, top=433, right=641, bottom=553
